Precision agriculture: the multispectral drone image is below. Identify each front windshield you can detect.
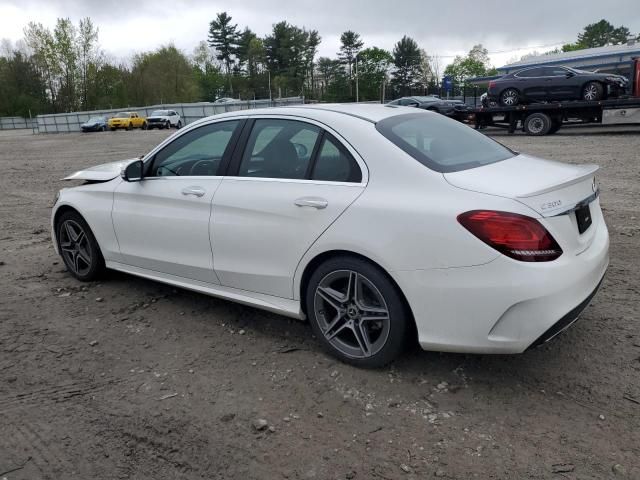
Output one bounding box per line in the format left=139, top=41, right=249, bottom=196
left=151, top=110, right=169, bottom=116
left=113, top=112, right=128, bottom=118
left=376, top=112, right=515, bottom=173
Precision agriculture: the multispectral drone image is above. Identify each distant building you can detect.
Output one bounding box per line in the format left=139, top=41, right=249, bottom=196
left=496, top=39, right=640, bottom=76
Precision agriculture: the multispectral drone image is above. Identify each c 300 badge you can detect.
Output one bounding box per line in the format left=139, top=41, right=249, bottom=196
left=541, top=199, right=562, bottom=211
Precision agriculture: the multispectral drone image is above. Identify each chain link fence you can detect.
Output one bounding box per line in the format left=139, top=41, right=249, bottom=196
left=0, top=97, right=304, bottom=134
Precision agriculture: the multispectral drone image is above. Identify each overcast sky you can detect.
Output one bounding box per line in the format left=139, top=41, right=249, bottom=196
left=1, top=0, right=639, bottom=69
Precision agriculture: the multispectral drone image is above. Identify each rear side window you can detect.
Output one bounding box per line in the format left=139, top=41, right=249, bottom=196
left=376, top=112, right=515, bottom=173
left=312, top=134, right=362, bottom=183
left=516, top=67, right=545, bottom=77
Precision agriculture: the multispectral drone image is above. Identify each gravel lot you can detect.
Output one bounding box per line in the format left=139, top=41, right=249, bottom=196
left=1, top=125, right=639, bottom=479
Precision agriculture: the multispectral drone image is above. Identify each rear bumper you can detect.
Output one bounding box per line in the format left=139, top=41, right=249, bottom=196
left=526, top=276, right=604, bottom=350
left=391, top=218, right=609, bottom=354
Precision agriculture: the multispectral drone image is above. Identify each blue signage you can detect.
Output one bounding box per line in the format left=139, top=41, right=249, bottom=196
left=443, top=76, right=453, bottom=92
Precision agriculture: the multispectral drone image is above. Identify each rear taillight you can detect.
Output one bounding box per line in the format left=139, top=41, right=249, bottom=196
left=457, top=210, right=562, bottom=262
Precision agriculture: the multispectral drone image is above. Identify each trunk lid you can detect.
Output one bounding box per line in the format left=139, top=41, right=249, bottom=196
left=445, top=154, right=602, bottom=256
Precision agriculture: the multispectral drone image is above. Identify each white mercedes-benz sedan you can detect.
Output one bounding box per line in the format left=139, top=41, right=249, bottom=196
left=52, top=104, right=609, bottom=367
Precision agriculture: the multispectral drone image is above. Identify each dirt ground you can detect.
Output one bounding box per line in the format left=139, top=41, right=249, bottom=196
left=0, top=124, right=639, bottom=480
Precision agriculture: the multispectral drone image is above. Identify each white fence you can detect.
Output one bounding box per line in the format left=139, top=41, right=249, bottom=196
left=0, top=116, right=37, bottom=131
left=0, top=97, right=304, bottom=134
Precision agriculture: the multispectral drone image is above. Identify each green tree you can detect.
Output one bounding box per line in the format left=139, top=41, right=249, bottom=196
left=577, top=19, right=631, bottom=48
left=444, top=44, right=494, bottom=85
left=391, top=36, right=422, bottom=96
left=357, top=47, right=392, bottom=101
left=192, top=40, right=226, bottom=101
left=77, top=17, right=100, bottom=110
left=24, top=21, right=60, bottom=111
left=53, top=18, right=78, bottom=111
left=207, top=12, right=239, bottom=93
left=0, top=50, right=48, bottom=116
left=338, top=30, right=364, bottom=99
left=264, top=21, right=315, bottom=97
left=129, top=44, right=200, bottom=105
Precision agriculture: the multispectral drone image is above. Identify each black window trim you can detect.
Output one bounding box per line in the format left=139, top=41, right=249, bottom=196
left=144, top=118, right=246, bottom=178
left=225, top=117, right=364, bottom=184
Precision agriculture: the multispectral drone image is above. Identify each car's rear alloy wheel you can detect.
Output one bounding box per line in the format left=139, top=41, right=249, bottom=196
left=500, top=88, right=520, bottom=106
left=57, top=212, right=104, bottom=281
left=306, top=257, right=409, bottom=367
left=582, top=82, right=603, bottom=101
left=176, top=120, right=182, bottom=129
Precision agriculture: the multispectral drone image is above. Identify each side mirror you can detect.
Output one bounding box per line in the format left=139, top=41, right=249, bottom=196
left=122, top=160, right=143, bottom=182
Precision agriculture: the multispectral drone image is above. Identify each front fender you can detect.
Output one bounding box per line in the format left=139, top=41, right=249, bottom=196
left=51, top=180, right=122, bottom=262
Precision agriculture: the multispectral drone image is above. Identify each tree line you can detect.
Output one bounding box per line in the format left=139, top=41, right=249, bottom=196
left=0, top=15, right=633, bottom=118
left=0, top=12, right=490, bottom=117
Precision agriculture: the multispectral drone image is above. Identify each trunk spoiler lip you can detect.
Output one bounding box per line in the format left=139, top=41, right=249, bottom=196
left=549, top=188, right=600, bottom=217
left=515, top=164, right=599, bottom=198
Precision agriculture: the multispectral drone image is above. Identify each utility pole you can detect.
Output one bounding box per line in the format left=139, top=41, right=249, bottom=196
left=268, top=70, right=272, bottom=104
left=355, top=55, right=359, bottom=103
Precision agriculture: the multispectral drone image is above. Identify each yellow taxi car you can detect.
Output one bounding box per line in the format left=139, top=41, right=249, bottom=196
left=108, top=112, right=147, bottom=131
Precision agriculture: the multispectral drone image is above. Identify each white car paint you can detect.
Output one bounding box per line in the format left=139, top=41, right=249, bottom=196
left=53, top=104, right=609, bottom=354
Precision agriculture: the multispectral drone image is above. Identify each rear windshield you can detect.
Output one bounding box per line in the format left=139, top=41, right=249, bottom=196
left=376, top=112, right=515, bottom=173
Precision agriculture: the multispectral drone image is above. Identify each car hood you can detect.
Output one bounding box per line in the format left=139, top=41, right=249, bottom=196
left=444, top=154, right=599, bottom=217
left=63, top=158, right=138, bottom=181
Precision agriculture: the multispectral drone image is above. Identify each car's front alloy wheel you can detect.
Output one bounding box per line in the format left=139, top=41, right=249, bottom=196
left=306, top=257, right=409, bottom=367
left=57, top=211, right=104, bottom=281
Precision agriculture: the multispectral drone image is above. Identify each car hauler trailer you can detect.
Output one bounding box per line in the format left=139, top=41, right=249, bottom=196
left=473, top=59, right=640, bottom=135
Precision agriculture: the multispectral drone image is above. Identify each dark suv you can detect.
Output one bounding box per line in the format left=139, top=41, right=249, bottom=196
left=487, top=66, right=628, bottom=106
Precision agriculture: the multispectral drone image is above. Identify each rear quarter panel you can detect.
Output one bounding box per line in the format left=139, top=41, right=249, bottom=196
left=292, top=119, right=534, bottom=300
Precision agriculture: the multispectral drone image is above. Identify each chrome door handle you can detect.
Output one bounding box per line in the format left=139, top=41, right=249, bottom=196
left=294, top=197, right=328, bottom=209
left=181, top=186, right=205, bottom=197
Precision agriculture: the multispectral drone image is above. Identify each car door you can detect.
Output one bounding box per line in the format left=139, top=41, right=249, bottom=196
left=543, top=67, right=576, bottom=100
left=112, top=119, right=243, bottom=283
left=516, top=67, right=547, bottom=100
left=211, top=117, right=366, bottom=299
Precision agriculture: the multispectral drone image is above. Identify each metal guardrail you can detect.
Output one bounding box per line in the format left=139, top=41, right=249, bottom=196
left=0, top=97, right=304, bottom=134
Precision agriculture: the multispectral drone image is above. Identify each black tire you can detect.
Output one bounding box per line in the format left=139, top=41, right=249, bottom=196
left=101, top=126, right=106, bottom=132
left=127, top=123, right=133, bottom=131
left=582, top=81, right=603, bottom=101
left=305, top=255, right=410, bottom=368
left=142, top=122, right=148, bottom=130
left=523, top=112, right=552, bottom=136
left=56, top=211, right=105, bottom=282
left=110, top=127, right=116, bottom=131
left=500, top=88, right=520, bottom=106
left=547, top=119, right=562, bottom=135
left=165, top=120, right=171, bottom=129
left=176, top=120, right=182, bottom=129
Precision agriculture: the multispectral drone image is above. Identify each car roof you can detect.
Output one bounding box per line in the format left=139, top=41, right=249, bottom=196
left=196, top=104, right=416, bottom=125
